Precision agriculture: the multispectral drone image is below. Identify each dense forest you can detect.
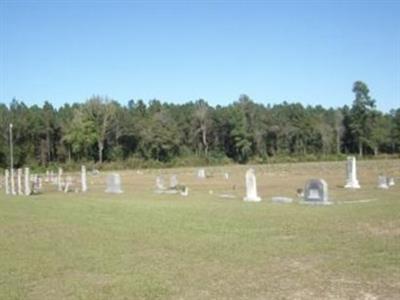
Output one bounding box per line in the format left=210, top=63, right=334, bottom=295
left=1, top=81, right=399, bottom=169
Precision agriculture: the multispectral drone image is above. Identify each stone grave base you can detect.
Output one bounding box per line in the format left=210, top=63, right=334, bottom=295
left=243, top=196, right=261, bottom=202
left=271, top=196, right=293, bottom=204
left=218, top=194, right=236, bottom=199
left=299, top=200, right=333, bottom=206
left=164, top=189, right=178, bottom=194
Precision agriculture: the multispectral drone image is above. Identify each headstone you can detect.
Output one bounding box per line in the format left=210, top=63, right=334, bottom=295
left=38, top=176, right=42, bottom=190
left=155, top=176, right=166, bottom=192
left=33, top=175, right=40, bottom=194
left=17, top=168, right=23, bottom=195
left=50, top=170, right=57, bottom=184
left=344, top=156, right=360, bottom=188
left=296, top=188, right=304, bottom=198
left=387, top=177, right=395, bottom=187
left=24, top=168, right=30, bottom=196
left=197, top=168, right=206, bottom=179
left=243, top=168, right=261, bottom=202
left=64, top=176, right=73, bottom=193
left=57, top=168, right=63, bottom=191
left=170, top=175, right=178, bottom=189
left=378, top=176, right=389, bottom=189
left=5, top=169, right=10, bottom=195
left=180, top=186, right=189, bottom=196
left=45, top=170, right=50, bottom=182
left=10, top=168, right=16, bottom=195
left=272, top=196, right=293, bottom=204
left=304, top=179, right=329, bottom=204
left=224, top=172, right=229, bottom=180
left=81, top=165, right=87, bottom=192
left=105, top=173, right=123, bottom=193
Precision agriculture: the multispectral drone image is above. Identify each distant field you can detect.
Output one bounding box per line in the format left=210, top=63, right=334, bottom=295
left=0, top=160, right=399, bottom=299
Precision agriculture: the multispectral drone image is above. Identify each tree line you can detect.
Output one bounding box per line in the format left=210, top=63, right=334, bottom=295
left=1, top=81, right=399, bottom=169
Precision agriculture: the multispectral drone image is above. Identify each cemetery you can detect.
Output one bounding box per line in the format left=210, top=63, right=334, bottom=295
left=0, top=158, right=399, bottom=299
left=2, top=1, right=399, bottom=299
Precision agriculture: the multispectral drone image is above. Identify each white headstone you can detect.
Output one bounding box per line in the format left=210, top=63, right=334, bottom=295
left=17, top=168, right=23, bottom=195
left=33, top=174, right=40, bottom=194
left=170, top=175, right=178, bottom=189
left=24, top=168, right=30, bottom=196
left=10, top=168, right=16, bottom=195
left=180, top=186, right=189, bottom=197
left=50, top=170, right=56, bottom=184
left=197, top=168, right=206, bottom=179
left=304, top=179, right=329, bottom=204
left=45, top=170, right=50, bottom=182
left=243, top=168, right=261, bottom=202
left=5, top=169, right=10, bottom=195
left=57, top=168, right=63, bottom=191
left=344, top=156, right=360, bottom=189
left=64, top=176, right=73, bottom=193
left=105, top=173, right=123, bottom=193
left=224, top=172, right=229, bottom=180
left=155, top=176, right=166, bottom=191
left=81, top=165, right=87, bottom=192
left=378, top=176, right=389, bottom=189
left=387, top=177, right=395, bottom=187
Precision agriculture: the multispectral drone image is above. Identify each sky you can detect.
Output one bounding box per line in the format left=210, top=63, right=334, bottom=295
left=1, top=0, right=399, bottom=112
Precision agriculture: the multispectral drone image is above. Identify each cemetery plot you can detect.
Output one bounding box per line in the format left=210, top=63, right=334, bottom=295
left=0, top=159, right=399, bottom=299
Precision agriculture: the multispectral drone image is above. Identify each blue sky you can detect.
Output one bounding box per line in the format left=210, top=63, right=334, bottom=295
left=1, top=1, right=399, bottom=111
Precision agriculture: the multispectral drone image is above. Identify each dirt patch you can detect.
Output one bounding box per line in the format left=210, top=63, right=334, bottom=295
left=26, top=271, right=115, bottom=300
left=358, top=221, right=400, bottom=238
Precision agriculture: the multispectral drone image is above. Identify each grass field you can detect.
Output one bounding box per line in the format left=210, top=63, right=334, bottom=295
left=1, top=160, right=399, bottom=299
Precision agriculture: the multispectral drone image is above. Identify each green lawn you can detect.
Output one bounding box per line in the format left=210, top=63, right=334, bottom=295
left=1, top=160, right=399, bottom=299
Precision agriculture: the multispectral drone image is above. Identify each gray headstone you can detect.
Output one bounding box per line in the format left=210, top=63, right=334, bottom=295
left=304, top=179, right=329, bottom=204
left=378, top=176, right=389, bottom=189
left=105, top=173, right=123, bottom=194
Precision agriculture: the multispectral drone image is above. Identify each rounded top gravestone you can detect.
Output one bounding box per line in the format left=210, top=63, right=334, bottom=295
left=303, top=179, right=331, bottom=205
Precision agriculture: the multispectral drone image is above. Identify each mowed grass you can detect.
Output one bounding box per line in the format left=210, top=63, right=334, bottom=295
left=0, top=160, right=399, bottom=299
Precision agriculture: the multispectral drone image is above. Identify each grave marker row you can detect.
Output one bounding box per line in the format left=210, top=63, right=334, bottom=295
left=4, top=168, right=32, bottom=196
